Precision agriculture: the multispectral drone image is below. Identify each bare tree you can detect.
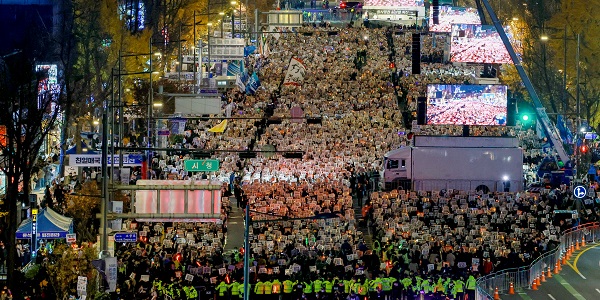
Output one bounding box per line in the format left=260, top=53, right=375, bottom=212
left=0, top=53, right=63, bottom=292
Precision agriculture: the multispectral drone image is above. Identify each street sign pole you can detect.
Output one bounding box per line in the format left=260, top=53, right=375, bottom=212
left=101, top=112, right=109, bottom=251
left=31, top=208, right=38, bottom=259
left=243, top=204, right=250, bottom=300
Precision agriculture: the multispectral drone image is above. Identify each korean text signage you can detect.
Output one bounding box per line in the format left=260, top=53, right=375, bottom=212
left=17, top=231, right=67, bottom=239
left=114, top=232, right=138, bottom=243
left=31, top=208, right=38, bottom=259
left=39, top=232, right=67, bottom=238
left=184, top=159, right=220, bottom=172
left=69, top=154, right=143, bottom=167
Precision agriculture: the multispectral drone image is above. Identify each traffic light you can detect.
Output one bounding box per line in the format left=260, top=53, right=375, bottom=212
left=580, top=144, right=589, bottom=153
left=519, top=111, right=535, bottom=129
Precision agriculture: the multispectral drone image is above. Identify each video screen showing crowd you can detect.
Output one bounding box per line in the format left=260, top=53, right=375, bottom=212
left=426, top=84, right=508, bottom=126
left=428, top=7, right=481, bottom=33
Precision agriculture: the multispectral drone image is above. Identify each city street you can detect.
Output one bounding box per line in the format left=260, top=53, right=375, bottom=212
left=503, top=244, right=600, bottom=300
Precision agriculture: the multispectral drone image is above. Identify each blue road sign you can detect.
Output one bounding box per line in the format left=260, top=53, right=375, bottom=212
left=114, top=232, right=137, bottom=243
left=573, top=185, right=587, bottom=199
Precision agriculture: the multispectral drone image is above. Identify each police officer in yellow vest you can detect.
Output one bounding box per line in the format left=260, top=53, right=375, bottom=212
left=217, top=280, right=229, bottom=300
left=183, top=284, right=198, bottom=299
left=263, top=278, right=273, bottom=299
left=303, top=280, right=314, bottom=298
left=453, top=277, right=465, bottom=300
left=282, top=277, right=295, bottom=300
left=255, top=278, right=266, bottom=297
left=229, top=279, right=241, bottom=299
left=236, top=280, right=245, bottom=299
left=466, top=274, right=477, bottom=300
left=272, top=278, right=282, bottom=300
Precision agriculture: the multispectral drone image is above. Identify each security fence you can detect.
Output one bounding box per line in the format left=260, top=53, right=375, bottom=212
left=475, top=222, right=600, bottom=299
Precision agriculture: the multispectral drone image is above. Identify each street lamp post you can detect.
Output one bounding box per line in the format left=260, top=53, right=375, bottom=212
left=575, top=33, right=583, bottom=180
left=243, top=205, right=250, bottom=300
left=242, top=205, right=339, bottom=300
left=147, top=37, right=154, bottom=179
left=576, top=33, right=581, bottom=138
left=562, top=25, right=567, bottom=114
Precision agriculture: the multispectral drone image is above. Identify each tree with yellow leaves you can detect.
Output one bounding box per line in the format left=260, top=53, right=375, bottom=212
left=63, top=181, right=102, bottom=242
left=546, top=0, right=600, bottom=128
left=64, top=181, right=129, bottom=242
left=45, top=243, right=101, bottom=299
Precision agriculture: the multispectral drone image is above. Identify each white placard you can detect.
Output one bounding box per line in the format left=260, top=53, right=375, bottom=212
left=77, top=276, right=87, bottom=295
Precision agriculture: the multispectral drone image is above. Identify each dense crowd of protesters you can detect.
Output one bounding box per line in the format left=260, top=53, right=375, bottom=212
left=11, top=18, right=589, bottom=300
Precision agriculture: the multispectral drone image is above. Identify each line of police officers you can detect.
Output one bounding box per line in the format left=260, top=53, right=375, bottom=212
left=195, top=273, right=478, bottom=300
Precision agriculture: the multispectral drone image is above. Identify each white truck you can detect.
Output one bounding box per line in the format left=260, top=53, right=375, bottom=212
left=383, top=135, right=523, bottom=192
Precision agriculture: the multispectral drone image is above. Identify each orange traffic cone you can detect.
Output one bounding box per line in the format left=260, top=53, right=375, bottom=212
left=562, top=254, right=567, bottom=265
left=547, top=266, right=552, bottom=278
left=555, top=261, right=560, bottom=274
left=536, top=274, right=541, bottom=286
left=576, top=239, right=580, bottom=250
left=532, top=276, right=538, bottom=290
left=494, top=287, right=501, bottom=300
left=541, top=271, right=546, bottom=282
left=509, top=282, right=515, bottom=295
left=582, top=236, right=586, bottom=247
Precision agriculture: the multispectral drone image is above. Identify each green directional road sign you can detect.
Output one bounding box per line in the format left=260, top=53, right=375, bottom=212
left=184, top=159, right=220, bottom=172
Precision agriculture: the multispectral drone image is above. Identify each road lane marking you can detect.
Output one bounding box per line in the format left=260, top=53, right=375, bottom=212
left=518, top=292, right=533, bottom=300
left=570, top=244, right=599, bottom=277
left=596, top=288, right=600, bottom=294
left=548, top=294, right=556, bottom=300
left=553, top=274, right=586, bottom=300
left=566, top=261, right=587, bottom=279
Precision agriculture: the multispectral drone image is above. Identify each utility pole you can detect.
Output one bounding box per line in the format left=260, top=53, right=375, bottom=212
left=100, top=111, right=108, bottom=251
left=562, top=25, right=567, bottom=115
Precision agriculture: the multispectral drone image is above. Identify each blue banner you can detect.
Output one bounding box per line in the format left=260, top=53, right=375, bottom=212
left=227, top=60, right=244, bottom=76
left=17, top=232, right=31, bottom=239
left=245, top=72, right=261, bottom=95
left=244, top=45, right=257, bottom=57
left=557, top=115, right=574, bottom=145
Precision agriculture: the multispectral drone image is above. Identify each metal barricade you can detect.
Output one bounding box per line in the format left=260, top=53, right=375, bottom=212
left=476, top=222, right=600, bottom=299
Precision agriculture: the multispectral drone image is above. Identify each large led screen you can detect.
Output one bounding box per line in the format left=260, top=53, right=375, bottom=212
left=364, top=0, right=424, bottom=7
left=429, top=6, right=481, bottom=32
left=135, top=180, right=222, bottom=215
left=426, top=84, right=508, bottom=126
left=450, top=24, right=513, bottom=64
